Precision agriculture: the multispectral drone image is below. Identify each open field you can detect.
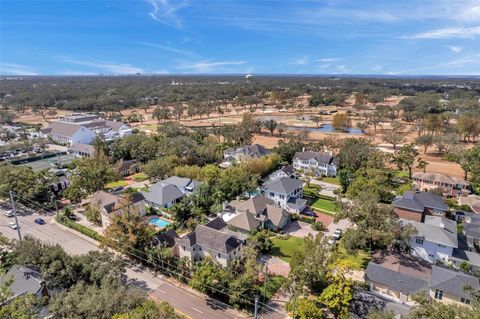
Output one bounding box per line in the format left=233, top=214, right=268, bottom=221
left=12, top=92, right=470, bottom=179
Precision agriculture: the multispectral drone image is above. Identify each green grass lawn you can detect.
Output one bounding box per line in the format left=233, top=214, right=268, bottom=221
left=105, top=180, right=129, bottom=189
left=270, top=236, right=305, bottom=263
left=321, top=176, right=341, bottom=186
left=311, top=198, right=339, bottom=214
left=334, top=242, right=372, bottom=270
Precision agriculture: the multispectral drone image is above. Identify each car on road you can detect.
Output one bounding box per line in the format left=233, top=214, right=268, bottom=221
left=34, top=218, right=45, bottom=225
left=8, top=222, right=19, bottom=230
left=3, top=210, right=14, bottom=217
left=333, top=229, right=342, bottom=240
left=301, top=210, right=317, bottom=217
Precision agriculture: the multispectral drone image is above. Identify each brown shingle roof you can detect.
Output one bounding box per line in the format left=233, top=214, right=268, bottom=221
left=45, top=122, right=84, bottom=137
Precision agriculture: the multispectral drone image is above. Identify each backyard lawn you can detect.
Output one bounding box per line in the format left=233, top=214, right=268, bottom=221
left=105, top=180, right=129, bottom=189
left=334, top=242, right=372, bottom=270
left=311, top=198, right=339, bottom=215
left=321, top=176, right=341, bottom=186
left=270, top=236, right=305, bottom=263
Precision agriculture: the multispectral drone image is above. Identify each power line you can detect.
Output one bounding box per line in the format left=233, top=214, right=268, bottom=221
left=4, top=191, right=282, bottom=316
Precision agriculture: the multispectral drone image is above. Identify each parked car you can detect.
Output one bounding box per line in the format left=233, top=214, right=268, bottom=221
left=34, top=218, right=45, bottom=225
left=327, top=237, right=336, bottom=245
left=8, top=222, right=18, bottom=230
left=333, top=229, right=342, bottom=240
left=301, top=210, right=317, bottom=217
left=3, top=210, right=14, bottom=217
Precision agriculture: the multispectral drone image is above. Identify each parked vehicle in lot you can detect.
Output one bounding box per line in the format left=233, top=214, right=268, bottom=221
left=3, top=210, right=14, bottom=217
left=327, top=237, right=336, bottom=245
left=333, top=229, right=343, bottom=240
left=34, top=218, right=45, bottom=225
left=8, top=222, right=18, bottom=230
left=301, top=210, right=317, bottom=217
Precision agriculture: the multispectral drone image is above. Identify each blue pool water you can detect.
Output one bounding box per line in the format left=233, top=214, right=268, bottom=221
left=286, top=124, right=363, bottom=134
left=148, top=217, right=172, bottom=228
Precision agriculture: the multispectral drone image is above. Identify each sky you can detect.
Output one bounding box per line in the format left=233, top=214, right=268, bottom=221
left=0, top=0, right=479, bottom=76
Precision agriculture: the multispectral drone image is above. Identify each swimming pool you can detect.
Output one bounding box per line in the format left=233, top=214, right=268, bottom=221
left=148, top=217, right=172, bottom=228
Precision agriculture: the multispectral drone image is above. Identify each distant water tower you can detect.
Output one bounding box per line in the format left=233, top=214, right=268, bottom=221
left=245, top=74, right=253, bottom=79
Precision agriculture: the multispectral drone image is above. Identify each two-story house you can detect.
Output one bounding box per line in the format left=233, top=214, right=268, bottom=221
left=392, top=191, right=449, bottom=222
left=223, top=195, right=290, bottom=233
left=365, top=252, right=479, bottom=306
left=83, top=190, right=146, bottom=230
left=292, top=151, right=337, bottom=177
left=261, top=177, right=306, bottom=213
left=177, top=218, right=245, bottom=267
left=223, top=144, right=270, bottom=163
left=401, top=216, right=458, bottom=264
left=267, top=164, right=296, bottom=181
left=142, top=176, right=201, bottom=211
left=412, top=172, right=469, bottom=197
left=0, top=265, right=49, bottom=306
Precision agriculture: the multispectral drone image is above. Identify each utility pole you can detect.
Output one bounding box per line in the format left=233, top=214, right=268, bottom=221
left=9, top=191, right=22, bottom=241
left=254, top=296, right=259, bottom=319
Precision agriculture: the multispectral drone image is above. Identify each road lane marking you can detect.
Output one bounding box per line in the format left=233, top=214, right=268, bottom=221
left=157, top=289, right=166, bottom=293
left=191, top=307, right=204, bottom=314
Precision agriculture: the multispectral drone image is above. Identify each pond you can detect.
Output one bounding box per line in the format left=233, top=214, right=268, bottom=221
left=286, top=124, right=363, bottom=134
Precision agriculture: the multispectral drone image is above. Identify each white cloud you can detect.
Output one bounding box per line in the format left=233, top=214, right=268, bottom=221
left=136, top=41, right=196, bottom=57
left=290, top=56, right=308, bottom=65
left=388, top=53, right=480, bottom=75
left=152, top=70, right=170, bottom=74
left=63, top=58, right=144, bottom=74
left=403, top=26, right=480, bottom=39
left=372, top=65, right=383, bottom=72
left=447, top=45, right=462, bottom=53
left=0, top=63, right=37, bottom=75
left=145, top=0, right=188, bottom=28
left=175, top=60, right=247, bottom=72
left=317, top=58, right=341, bottom=63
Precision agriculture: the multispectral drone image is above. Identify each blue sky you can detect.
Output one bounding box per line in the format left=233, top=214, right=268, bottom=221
left=1, top=0, right=479, bottom=75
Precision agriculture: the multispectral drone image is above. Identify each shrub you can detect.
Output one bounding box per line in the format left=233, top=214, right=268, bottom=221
left=290, top=213, right=315, bottom=224
left=131, top=172, right=148, bottom=182
left=56, top=215, right=103, bottom=241
left=312, top=221, right=326, bottom=231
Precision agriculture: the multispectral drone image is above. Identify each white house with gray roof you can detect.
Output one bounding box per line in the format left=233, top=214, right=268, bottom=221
left=41, top=113, right=132, bottom=145
left=293, top=150, right=337, bottom=177
left=401, top=216, right=458, bottom=264
left=142, top=176, right=200, bottom=212
left=365, top=252, right=479, bottom=306
left=261, top=177, right=306, bottom=213
left=223, top=144, right=270, bottom=163
left=177, top=218, right=245, bottom=267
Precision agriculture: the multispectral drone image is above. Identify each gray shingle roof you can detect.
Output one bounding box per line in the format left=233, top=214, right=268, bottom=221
left=225, top=144, right=270, bottom=159
left=262, top=177, right=303, bottom=194
left=142, top=183, right=185, bottom=206
left=179, top=224, right=244, bottom=254
left=293, top=151, right=333, bottom=164
left=227, top=211, right=261, bottom=232
left=366, top=262, right=429, bottom=294
left=44, top=121, right=84, bottom=137
left=393, top=191, right=448, bottom=212
left=162, top=176, right=199, bottom=190
left=0, top=265, right=44, bottom=299
left=265, top=204, right=289, bottom=228
left=401, top=217, right=458, bottom=248
left=287, top=198, right=308, bottom=210
left=429, top=266, right=479, bottom=300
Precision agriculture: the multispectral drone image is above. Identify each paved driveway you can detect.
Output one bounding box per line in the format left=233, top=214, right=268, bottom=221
left=284, top=220, right=318, bottom=237
left=310, top=180, right=340, bottom=198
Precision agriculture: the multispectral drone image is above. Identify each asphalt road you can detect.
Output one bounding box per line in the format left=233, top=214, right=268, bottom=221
left=0, top=206, right=283, bottom=319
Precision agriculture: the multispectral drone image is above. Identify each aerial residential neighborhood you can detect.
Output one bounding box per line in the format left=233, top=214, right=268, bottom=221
left=1, top=1, right=480, bottom=319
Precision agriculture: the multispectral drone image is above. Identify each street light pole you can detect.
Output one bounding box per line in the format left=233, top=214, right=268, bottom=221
left=9, top=191, right=22, bottom=241
left=263, top=259, right=269, bottom=302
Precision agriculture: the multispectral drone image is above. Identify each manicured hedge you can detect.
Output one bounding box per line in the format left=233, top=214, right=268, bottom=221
left=56, top=216, right=103, bottom=241
left=290, top=213, right=315, bottom=224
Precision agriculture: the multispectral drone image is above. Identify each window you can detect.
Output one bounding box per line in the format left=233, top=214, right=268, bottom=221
left=415, top=238, right=424, bottom=245
left=217, top=253, right=221, bottom=258
left=438, top=244, right=446, bottom=248
left=434, top=289, right=443, bottom=300
left=460, top=297, right=471, bottom=304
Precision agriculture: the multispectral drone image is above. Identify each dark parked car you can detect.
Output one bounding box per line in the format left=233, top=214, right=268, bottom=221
left=301, top=210, right=317, bottom=217
left=34, top=218, right=45, bottom=225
